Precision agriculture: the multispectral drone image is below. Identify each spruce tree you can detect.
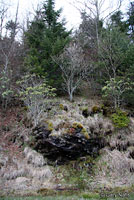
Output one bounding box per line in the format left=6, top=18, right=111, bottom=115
left=25, top=0, right=71, bottom=91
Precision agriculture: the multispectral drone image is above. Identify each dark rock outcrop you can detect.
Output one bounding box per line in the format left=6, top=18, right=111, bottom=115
left=30, top=125, right=106, bottom=164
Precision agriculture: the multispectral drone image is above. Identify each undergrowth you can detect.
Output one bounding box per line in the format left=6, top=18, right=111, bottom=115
left=111, top=109, right=130, bottom=128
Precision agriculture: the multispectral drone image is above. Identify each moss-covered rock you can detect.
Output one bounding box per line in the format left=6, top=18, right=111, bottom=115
left=46, top=121, right=54, bottom=132
left=31, top=125, right=105, bottom=164
left=72, top=122, right=89, bottom=139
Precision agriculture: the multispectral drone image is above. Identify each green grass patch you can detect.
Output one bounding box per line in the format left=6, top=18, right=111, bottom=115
left=1, top=193, right=134, bottom=200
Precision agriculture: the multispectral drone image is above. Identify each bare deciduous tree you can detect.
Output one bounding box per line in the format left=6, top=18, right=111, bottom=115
left=71, top=0, right=123, bottom=53
left=0, top=0, right=9, bottom=37
left=0, top=1, right=24, bottom=108
left=54, top=41, right=90, bottom=101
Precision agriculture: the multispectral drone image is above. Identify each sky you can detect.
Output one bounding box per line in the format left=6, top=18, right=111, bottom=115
left=10, top=0, right=81, bottom=30
left=10, top=0, right=130, bottom=30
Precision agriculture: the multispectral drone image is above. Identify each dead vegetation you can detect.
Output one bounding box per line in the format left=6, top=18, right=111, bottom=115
left=0, top=146, right=53, bottom=196
left=1, top=98, right=134, bottom=195
left=91, top=119, right=134, bottom=188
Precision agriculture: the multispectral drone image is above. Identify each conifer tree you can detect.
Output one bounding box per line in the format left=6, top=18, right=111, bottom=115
left=25, top=0, right=71, bottom=91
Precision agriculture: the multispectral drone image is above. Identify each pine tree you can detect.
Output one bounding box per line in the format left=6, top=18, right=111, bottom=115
left=25, top=0, right=71, bottom=91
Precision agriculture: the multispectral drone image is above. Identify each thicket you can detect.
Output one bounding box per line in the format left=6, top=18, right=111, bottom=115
left=0, top=0, right=134, bottom=109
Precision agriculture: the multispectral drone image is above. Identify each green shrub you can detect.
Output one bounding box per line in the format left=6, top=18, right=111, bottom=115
left=111, top=109, right=130, bottom=128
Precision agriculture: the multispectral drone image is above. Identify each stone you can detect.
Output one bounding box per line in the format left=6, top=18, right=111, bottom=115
left=30, top=125, right=106, bottom=164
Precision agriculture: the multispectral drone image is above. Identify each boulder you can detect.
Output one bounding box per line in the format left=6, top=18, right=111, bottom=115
left=30, top=125, right=106, bottom=164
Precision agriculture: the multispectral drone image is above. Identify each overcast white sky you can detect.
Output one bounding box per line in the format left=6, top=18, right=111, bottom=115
left=10, top=0, right=130, bottom=30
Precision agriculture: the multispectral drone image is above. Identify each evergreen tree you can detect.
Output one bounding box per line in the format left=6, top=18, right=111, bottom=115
left=127, top=2, right=134, bottom=39
left=110, top=11, right=128, bottom=33
left=25, top=0, right=71, bottom=91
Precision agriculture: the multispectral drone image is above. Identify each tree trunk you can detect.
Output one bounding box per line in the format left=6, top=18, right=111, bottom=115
left=69, top=92, right=73, bottom=102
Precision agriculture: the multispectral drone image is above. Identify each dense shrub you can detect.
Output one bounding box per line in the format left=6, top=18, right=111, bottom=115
left=111, top=109, right=130, bottom=128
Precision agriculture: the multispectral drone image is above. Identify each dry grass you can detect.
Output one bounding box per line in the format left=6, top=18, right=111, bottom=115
left=93, top=147, right=134, bottom=188
left=0, top=147, right=53, bottom=193
left=24, top=147, right=47, bottom=167
left=50, top=114, right=113, bottom=138
left=45, top=98, right=114, bottom=138
left=2, top=167, right=27, bottom=180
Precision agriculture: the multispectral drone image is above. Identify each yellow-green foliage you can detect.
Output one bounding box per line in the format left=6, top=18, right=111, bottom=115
left=82, top=107, right=88, bottom=112
left=46, top=121, right=54, bottom=131
left=92, top=105, right=101, bottom=114
left=81, top=128, right=90, bottom=139
left=59, top=103, right=64, bottom=110
left=111, top=109, right=130, bottom=128
left=72, top=122, right=83, bottom=129
left=72, top=122, right=89, bottom=139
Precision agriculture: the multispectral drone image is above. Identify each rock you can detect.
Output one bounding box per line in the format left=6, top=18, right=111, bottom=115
left=30, top=125, right=106, bottom=164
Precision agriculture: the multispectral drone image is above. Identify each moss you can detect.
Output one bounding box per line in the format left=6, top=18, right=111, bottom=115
left=81, top=128, right=90, bottom=139
left=72, top=122, right=83, bottom=129
left=92, top=105, right=101, bottom=114
left=59, top=104, right=64, bottom=110
left=72, top=122, right=89, bottom=139
left=46, top=121, right=54, bottom=131
left=111, top=109, right=130, bottom=128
